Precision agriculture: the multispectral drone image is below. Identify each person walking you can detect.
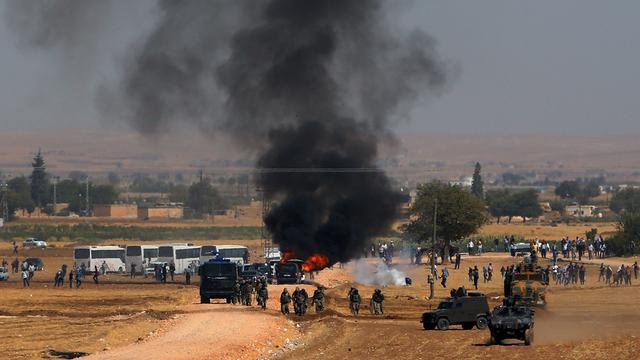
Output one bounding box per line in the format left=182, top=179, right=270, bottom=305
left=69, top=270, right=74, bottom=288
left=454, top=253, right=461, bottom=270
left=472, top=266, right=480, bottom=290
left=130, top=263, right=137, bottom=279
left=185, top=269, right=191, bottom=285
left=441, top=267, right=449, bottom=288
left=280, top=288, right=291, bottom=314
left=93, top=266, right=100, bottom=284
left=371, top=289, right=385, bottom=315
left=348, top=288, right=361, bottom=316
left=169, top=262, right=176, bottom=281
left=75, top=267, right=82, bottom=288
left=22, top=269, right=30, bottom=287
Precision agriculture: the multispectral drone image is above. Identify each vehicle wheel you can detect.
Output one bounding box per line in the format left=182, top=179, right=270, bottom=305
left=226, top=298, right=232, bottom=304
left=524, top=330, right=533, bottom=345
left=118, top=266, right=124, bottom=273
left=436, top=318, right=450, bottom=331
left=200, top=296, right=210, bottom=304
left=476, top=316, right=488, bottom=330
left=461, top=323, right=474, bottom=330
left=490, top=335, right=501, bottom=345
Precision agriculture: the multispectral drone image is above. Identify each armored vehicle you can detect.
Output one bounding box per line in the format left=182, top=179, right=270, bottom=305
left=198, top=259, right=239, bottom=304
left=421, top=290, right=490, bottom=330
left=488, top=304, right=534, bottom=345
left=507, top=252, right=547, bottom=307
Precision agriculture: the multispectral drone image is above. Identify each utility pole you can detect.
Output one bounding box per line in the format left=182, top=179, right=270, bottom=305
left=52, top=176, right=59, bottom=216
left=431, top=197, right=437, bottom=276
left=0, top=180, right=8, bottom=224
left=85, top=176, right=90, bottom=215
left=428, top=198, right=437, bottom=300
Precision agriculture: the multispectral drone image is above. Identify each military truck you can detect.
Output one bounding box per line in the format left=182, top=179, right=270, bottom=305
left=507, top=252, right=548, bottom=307
left=198, top=259, right=239, bottom=304
left=488, top=303, right=535, bottom=345
left=421, top=290, right=490, bottom=330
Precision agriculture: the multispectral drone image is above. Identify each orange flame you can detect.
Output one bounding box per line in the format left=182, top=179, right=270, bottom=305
left=280, top=250, right=295, bottom=264
left=302, top=253, right=330, bottom=272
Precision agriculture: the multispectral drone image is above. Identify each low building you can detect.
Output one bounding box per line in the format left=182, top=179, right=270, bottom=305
left=93, top=204, right=138, bottom=218
left=138, top=205, right=184, bottom=220
left=565, top=204, right=599, bottom=218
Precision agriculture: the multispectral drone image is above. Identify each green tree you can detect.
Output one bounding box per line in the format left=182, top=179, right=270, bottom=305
left=485, top=189, right=511, bottom=223
left=91, top=184, right=119, bottom=205
left=169, top=184, right=189, bottom=203
left=610, top=188, right=640, bottom=214
left=404, top=182, right=487, bottom=263
left=511, top=189, right=543, bottom=222
left=7, top=177, right=35, bottom=216
left=187, top=181, right=228, bottom=216
left=608, top=213, right=640, bottom=256
left=30, top=150, right=50, bottom=207
left=471, top=162, right=484, bottom=198
left=555, top=180, right=581, bottom=199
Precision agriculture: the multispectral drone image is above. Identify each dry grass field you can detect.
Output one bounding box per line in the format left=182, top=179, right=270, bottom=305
left=3, top=240, right=640, bottom=359
left=478, top=222, right=619, bottom=240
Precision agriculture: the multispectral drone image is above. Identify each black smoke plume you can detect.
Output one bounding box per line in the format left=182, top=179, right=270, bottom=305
left=6, top=0, right=449, bottom=266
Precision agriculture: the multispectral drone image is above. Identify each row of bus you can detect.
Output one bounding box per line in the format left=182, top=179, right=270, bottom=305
left=72, top=244, right=249, bottom=274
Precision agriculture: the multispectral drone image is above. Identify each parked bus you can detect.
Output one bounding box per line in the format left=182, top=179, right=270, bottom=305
left=199, top=245, right=219, bottom=263
left=158, top=244, right=201, bottom=273
left=216, top=245, right=249, bottom=266
left=73, top=246, right=126, bottom=273
left=125, top=245, right=159, bottom=273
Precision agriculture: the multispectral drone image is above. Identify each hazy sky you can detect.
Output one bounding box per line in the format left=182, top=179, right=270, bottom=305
left=0, top=0, right=638, bottom=134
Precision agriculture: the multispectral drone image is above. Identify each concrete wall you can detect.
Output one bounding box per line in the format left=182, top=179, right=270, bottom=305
left=94, top=204, right=138, bottom=218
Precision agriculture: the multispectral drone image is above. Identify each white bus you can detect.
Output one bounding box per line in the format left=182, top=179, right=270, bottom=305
left=158, top=244, right=201, bottom=273
left=216, top=245, right=249, bottom=266
left=199, top=245, right=218, bottom=263
left=125, top=245, right=159, bottom=273
left=73, top=246, right=126, bottom=273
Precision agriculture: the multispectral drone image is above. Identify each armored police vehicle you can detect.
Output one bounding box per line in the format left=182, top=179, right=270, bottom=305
left=198, top=259, right=239, bottom=304
left=421, top=289, right=490, bottom=330
left=488, top=303, right=535, bottom=345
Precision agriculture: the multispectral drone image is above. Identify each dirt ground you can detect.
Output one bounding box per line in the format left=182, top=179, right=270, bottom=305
left=2, top=243, right=640, bottom=359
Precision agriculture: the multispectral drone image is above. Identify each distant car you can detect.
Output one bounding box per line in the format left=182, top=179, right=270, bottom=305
left=24, top=257, right=45, bottom=271
left=0, top=267, right=9, bottom=281
left=23, top=238, right=48, bottom=248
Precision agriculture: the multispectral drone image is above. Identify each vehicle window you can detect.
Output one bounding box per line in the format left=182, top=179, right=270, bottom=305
left=176, top=248, right=200, bottom=259
left=74, top=249, right=90, bottom=259
left=143, top=248, right=158, bottom=258
left=219, top=248, right=248, bottom=260
left=202, top=263, right=236, bottom=277
left=92, top=249, right=125, bottom=262
left=126, top=246, right=142, bottom=256
left=158, top=247, right=174, bottom=257
left=201, top=246, right=217, bottom=256
left=438, top=301, right=453, bottom=309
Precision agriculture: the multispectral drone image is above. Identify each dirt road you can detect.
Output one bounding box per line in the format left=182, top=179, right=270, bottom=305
left=84, top=303, right=299, bottom=360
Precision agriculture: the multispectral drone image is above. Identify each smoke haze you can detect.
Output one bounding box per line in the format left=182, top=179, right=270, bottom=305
left=3, top=0, right=447, bottom=265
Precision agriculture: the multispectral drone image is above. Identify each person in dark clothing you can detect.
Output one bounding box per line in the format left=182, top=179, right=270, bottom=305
left=312, top=286, right=325, bottom=313
left=130, top=263, right=137, bottom=279
left=454, top=253, right=461, bottom=270
left=93, top=266, right=99, bottom=284
left=257, top=283, right=269, bottom=310
left=295, top=288, right=308, bottom=316
left=11, top=258, right=19, bottom=273
left=69, top=270, right=74, bottom=288
left=161, top=264, right=167, bottom=283
left=280, top=288, right=292, bottom=314
left=76, top=268, right=82, bottom=288
left=371, top=289, right=385, bottom=315
left=185, top=269, right=191, bottom=285
left=472, top=266, right=480, bottom=290
left=348, top=288, right=361, bottom=316
left=169, top=263, right=176, bottom=281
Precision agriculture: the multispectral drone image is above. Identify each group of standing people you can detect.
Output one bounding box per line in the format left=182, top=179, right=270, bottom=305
left=279, top=286, right=326, bottom=316
left=347, top=287, right=385, bottom=316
